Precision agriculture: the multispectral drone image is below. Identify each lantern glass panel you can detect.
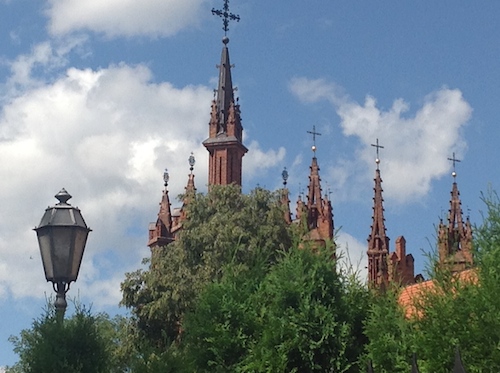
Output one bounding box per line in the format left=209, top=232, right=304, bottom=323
left=69, top=228, right=89, bottom=282
left=51, top=226, right=74, bottom=281
left=37, top=229, right=54, bottom=281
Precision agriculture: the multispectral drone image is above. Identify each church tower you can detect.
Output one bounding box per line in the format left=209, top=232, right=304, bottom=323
left=148, top=154, right=197, bottom=252
left=148, top=168, right=175, bottom=253
left=438, top=153, right=473, bottom=272
left=367, top=140, right=390, bottom=287
left=203, top=2, right=248, bottom=186
left=367, top=140, right=415, bottom=288
left=297, top=126, right=334, bottom=248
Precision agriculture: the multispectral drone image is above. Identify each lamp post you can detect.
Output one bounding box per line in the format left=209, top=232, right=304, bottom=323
left=34, top=188, right=91, bottom=319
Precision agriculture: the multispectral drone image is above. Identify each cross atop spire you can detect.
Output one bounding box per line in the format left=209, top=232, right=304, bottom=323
left=307, top=125, right=321, bottom=154
left=212, top=0, right=240, bottom=36
left=371, top=138, right=384, bottom=170
left=448, top=152, right=461, bottom=179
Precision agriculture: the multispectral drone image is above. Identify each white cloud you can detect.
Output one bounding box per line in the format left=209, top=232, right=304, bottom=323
left=336, top=231, right=367, bottom=283
left=4, top=37, right=89, bottom=94
left=0, top=45, right=282, bottom=306
left=244, top=141, right=286, bottom=180
left=0, top=63, right=213, bottom=303
left=289, top=78, right=472, bottom=203
left=46, top=0, right=207, bottom=38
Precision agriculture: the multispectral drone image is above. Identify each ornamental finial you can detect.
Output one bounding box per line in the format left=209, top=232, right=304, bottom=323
left=371, top=138, right=384, bottom=170
left=55, top=188, right=72, bottom=205
left=163, top=168, right=169, bottom=186
left=188, top=152, right=196, bottom=173
left=448, top=152, right=461, bottom=179
left=282, top=167, right=289, bottom=187
left=307, top=125, right=321, bottom=154
left=212, top=0, right=240, bottom=37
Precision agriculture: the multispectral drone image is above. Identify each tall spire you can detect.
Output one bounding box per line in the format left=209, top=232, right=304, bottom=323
left=185, top=152, right=197, bottom=196
left=299, top=126, right=334, bottom=246
left=367, top=139, right=389, bottom=286
left=438, top=155, right=473, bottom=272
left=148, top=169, right=174, bottom=250
left=179, top=153, right=197, bottom=224
left=203, top=1, right=247, bottom=186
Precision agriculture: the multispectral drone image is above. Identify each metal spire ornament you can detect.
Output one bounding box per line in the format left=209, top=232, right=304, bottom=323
left=212, top=0, right=240, bottom=36
left=307, top=125, right=321, bottom=154
left=448, top=152, right=461, bottom=179
left=371, top=138, right=384, bottom=169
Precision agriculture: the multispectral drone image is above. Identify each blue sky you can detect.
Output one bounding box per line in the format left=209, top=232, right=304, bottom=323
left=0, top=0, right=499, bottom=367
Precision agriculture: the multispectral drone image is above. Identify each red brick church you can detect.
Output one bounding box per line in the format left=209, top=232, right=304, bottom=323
left=146, top=1, right=473, bottom=288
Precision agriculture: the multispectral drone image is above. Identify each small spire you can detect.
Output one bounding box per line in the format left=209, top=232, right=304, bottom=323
left=367, top=150, right=390, bottom=287
left=437, top=158, right=473, bottom=271
left=448, top=152, right=461, bottom=179
left=307, top=125, right=321, bottom=154
left=148, top=168, right=174, bottom=249
left=371, top=138, right=384, bottom=170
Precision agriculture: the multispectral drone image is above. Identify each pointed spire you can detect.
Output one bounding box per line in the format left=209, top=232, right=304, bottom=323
left=181, top=153, right=197, bottom=223
left=203, top=3, right=247, bottom=186
left=438, top=155, right=473, bottom=271
left=367, top=139, right=389, bottom=286
left=297, top=126, right=334, bottom=245
left=215, top=36, right=235, bottom=135
left=148, top=168, right=174, bottom=249
left=306, top=156, right=323, bottom=218
left=185, top=152, right=197, bottom=196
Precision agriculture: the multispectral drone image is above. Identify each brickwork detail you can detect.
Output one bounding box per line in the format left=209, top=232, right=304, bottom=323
left=367, top=167, right=415, bottom=288
left=203, top=38, right=247, bottom=186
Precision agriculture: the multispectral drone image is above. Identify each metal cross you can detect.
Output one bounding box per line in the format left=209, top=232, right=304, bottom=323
left=212, top=0, right=240, bottom=35
left=371, top=138, right=384, bottom=169
left=448, top=152, right=461, bottom=178
left=307, top=125, right=321, bottom=153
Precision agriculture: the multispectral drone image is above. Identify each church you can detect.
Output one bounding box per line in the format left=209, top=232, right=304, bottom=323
left=146, top=1, right=473, bottom=290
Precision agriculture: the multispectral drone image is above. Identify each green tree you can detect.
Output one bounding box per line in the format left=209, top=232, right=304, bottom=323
left=365, top=192, right=500, bottom=373
left=183, top=244, right=370, bottom=372
left=7, top=304, right=117, bottom=373
left=121, top=185, right=292, bottom=351
left=363, top=286, right=415, bottom=373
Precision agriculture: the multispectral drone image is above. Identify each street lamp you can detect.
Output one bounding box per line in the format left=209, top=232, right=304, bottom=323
left=34, top=188, right=91, bottom=318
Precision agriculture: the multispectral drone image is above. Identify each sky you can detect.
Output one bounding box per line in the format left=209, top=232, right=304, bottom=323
left=0, top=0, right=499, bottom=367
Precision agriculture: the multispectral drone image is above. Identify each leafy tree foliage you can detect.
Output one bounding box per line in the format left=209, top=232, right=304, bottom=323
left=363, top=286, right=415, bottom=372
left=7, top=304, right=118, bottom=373
left=121, top=185, right=292, bottom=349
left=183, top=244, right=370, bottom=372
left=365, top=192, right=500, bottom=373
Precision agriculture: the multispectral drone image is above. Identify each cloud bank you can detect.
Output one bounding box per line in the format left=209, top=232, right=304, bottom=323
left=0, top=42, right=283, bottom=305
left=46, top=0, right=207, bottom=38
left=289, top=77, right=472, bottom=203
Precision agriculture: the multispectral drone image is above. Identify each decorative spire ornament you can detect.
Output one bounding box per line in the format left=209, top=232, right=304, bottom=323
left=307, top=125, right=321, bottom=154
left=448, top=152, right=461, bottom=179
left=212, top=0, right=240, bottom=36
left=371, top=138, right=384, bottom=170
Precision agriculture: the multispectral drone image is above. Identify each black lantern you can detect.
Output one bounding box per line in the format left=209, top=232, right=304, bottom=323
left=34, top=189, right=91, bottom=317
